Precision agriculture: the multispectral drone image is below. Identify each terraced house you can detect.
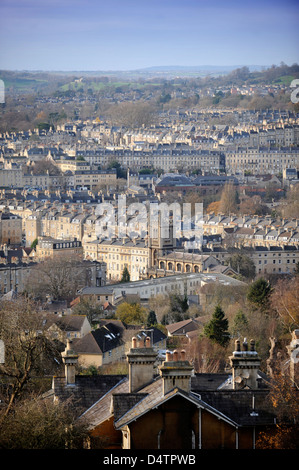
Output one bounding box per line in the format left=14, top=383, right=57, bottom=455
left=203, top=213, right=299, bottom=248
left=225, top=146, right=299, bottom=175
left=84, top=237, right=149, bottom=282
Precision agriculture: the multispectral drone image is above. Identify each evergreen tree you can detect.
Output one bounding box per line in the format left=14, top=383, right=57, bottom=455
left=203, top=305, right=230, bottom=347
left=170, top=293, right=189, bottom=314
left=147, top=310, right=157, bottom=327
left=120, top=266, right=130, bottom=283
left=247, top=277, right=272, bottom=310
left=30, top=238, right=38, bottom=250
left=231, top=309, right=248, bottom=337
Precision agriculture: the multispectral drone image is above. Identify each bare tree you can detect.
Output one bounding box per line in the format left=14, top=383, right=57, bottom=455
left=0, top=298, right=62, bottom=416
left=107, top=101, right=157, bottom=128
left=0, top=397, right=89, bottom=449
left=219, top=182, right=239, bottom=215
left=25, top=254, right=91, bottom=302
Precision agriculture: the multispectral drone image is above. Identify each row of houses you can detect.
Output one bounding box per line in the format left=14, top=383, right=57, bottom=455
left=41, top=313, right=167, bottom=370
left=1, top=196, right=299, bottom=286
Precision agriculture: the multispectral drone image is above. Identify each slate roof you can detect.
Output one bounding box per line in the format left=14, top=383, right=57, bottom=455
left=73, top=322, right=124, bottom=355
left=156, top=175, right=195, bottom=187
left=198, top=390, right=275, bottom=427
left=121, top=327, right=167, bottom=347
left=43, top=314, right=86, bottom=332
left=166, top=318, right=201, bottom=336
left=75, top=367, right=276, bottom=432
left=79, top=377, right=129, bottom=428
left=49, top=374, right=127, bottom=415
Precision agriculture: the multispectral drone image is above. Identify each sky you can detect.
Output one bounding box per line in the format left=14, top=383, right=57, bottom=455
left=0, top=0, right=298, bottom=71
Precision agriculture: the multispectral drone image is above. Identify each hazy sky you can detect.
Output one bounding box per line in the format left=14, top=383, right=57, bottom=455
left=0, top=0, right=298, bottom=71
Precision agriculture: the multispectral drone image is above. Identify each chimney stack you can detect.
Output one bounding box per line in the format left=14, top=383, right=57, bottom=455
left=159, top=349, right=193, bottom=395
left=127, top=336, right=157, bottom=393
left=229, top=338, right=261, bottom=390
left=61, top=339, right=78, bottom=386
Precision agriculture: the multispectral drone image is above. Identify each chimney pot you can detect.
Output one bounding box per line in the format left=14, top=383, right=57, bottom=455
left=146, top=336, right=151, bottom=348
left=230, top=337, right=260, bottom=390
left=159, top=350, right=193, bottom=395
left=173, top=350, right=179, bottom=361
left=127, top=337, right=157, bottom=392
left=166, top=351, right=172, bottom=361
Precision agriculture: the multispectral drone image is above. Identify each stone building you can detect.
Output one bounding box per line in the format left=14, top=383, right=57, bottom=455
left=0, top=208, right=22, bottom=245
left=47, top=333, right=299, bottom=449
left=225, top=146, right=299, bottom=175
left=35, top=236, right=83, bottom=261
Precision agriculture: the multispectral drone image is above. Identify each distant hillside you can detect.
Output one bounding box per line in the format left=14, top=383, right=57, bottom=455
left=135, top=65, right=266, bottom=74
left=0, top=63, right=298, bottom=97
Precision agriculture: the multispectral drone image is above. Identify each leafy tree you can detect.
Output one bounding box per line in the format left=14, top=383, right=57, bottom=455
left=170, top=293, right=189, bottom=314
left=37, top=122, right=50, bottom=131
left=247, top=278, right=272, bottom=311
left=203, top=305, right=230, bottom=347
left=115, top=302, right=147, bottom=325
left=226, top=253, right=256, bottom=279
left=107, top=160, right=126, bottom=179
left=139, top=168, right=154, bottom=174
left=120, top=266, right=130, bottom=283
left=212, top=91, right=224, bottom=105
left=158, top=93, right=171, bottom=105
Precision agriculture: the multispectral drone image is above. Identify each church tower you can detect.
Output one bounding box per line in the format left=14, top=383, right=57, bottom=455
left=148, top=210, right=175, bottom=268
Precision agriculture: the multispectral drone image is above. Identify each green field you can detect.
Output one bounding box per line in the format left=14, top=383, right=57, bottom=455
left=3, top=77, right=48, bottom=90
left=275, top=75, right=295, bottom=86
left=58, top=79, right=163, bottom=93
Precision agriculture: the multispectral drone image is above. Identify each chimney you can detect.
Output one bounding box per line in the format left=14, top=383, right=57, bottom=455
left=159, top=349, right=193, bottom=395
left=126, top=336, right=157, bottom=393
left=61, top=339, right=78, bottom=386
left=286, top=329, right=299, bottom=387
left=229, top=338, right=261, bottom=390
